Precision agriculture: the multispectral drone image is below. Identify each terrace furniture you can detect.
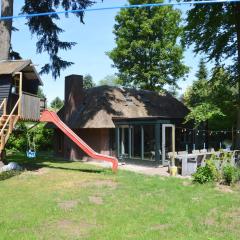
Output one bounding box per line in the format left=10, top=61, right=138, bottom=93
left=150, top=150, right=162, bottom=161
left=192, top=150, right=200, bottom=154
left=167, top=152, right=175, bottom=159
left=233, top=150, right=240, bottom=166
left=176, top=152, right=214, bottom=176
left=177, top=151, right=188, bottom=155
left=176, top=150, right=238, bottom=176
left=180, top=154, right=198, bottom=176
left=208, top=148, right=215, bottom=152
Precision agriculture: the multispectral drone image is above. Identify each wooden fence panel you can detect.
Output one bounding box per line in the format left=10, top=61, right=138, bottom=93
left=20, top=93, right=41, bottom=121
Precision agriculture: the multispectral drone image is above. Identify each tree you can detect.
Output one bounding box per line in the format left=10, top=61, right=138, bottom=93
left=184, top=1, right=240, bottom=145
left=50, top=97, right=64, bottom=111
left=196, top=58, right=208, bottom=81
left=184, top=60, right=236, bottom=130
left=37, top=87, right=46, bottom=99
left=108, top=0, right=188, bottom=91
left=99, top=75, right=122, bottom=86
left=184, top=59, right=209, bottom=108
left=0, top=0, right=13, bottom=61
left=0, top=0, right=94, bottom=78
left=6, top=122, right=53, bottom=152
left=83, top=74, right=96, bottom=89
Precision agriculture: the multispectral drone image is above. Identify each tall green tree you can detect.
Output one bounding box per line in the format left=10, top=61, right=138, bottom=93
left=184, top=61, right=235, bottom=130
left=0, top=0, right=94, bottom=78
left=50, top=97, right=64, bottom=111
left=83, top=74, right=96, bottom=89
left=108, top=0, right=188, bottom=91
left=184, top=1, right=240, bottom=144
left=99, top=75, right=122, bottom=87
left=37, top=87, right=46, bottom=99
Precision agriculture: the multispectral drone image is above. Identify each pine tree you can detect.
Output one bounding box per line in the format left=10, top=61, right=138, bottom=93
left=0, top=0, right=94, bottom=79
left=195, top=59, right=208, bottom=81
left=83, top=74, right=96, bottom=89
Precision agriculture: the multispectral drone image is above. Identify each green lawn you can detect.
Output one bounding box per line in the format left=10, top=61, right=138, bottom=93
left=0, top=153, right=240, bottom=240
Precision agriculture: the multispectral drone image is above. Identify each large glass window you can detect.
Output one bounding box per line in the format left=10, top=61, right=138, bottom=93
left=116, top=123, right=158, bottom=162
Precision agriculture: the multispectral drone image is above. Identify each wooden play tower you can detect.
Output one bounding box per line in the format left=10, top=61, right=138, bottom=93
left=0, top=60, right=46, bottom=158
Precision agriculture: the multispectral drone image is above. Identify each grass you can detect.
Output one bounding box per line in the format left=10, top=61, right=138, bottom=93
left=0, top=153, right=240, bottom=240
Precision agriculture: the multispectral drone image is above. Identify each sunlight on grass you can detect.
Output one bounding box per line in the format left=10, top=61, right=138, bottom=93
left=0, top=153, right=240, bottom=239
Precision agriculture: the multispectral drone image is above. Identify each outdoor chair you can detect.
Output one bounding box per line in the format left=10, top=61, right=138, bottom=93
left=196, top=154, right=205, bottom=167
left=201, top=153, right=214, bottom=167
left=208, top=148, right=215, bottom=152
left=150, top=150, right=162, bottom=161
left=230, top=150, right=240, bottom=166
left=177, top=151, right=188, bottom=155
left=167, top=152, right=174, bottom=159
left=192, top=150, right=200, bottom=154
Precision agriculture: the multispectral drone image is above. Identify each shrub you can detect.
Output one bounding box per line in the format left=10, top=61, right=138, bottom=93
left=0, top=170, right=22, bottom=181
left=6, top=122, right=53, bottom=152
left=193, top=160, right=219, bottom=184
left=222, top=165, right=240, bottom=185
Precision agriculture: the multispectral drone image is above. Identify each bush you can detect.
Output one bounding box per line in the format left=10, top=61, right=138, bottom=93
left=193, top=160, right=219, bottom=184
left=222, top=165, right=240, bottom=185
left=0, top=170, right=22, bottom=181
left=6, top=122, right=53, bottom=152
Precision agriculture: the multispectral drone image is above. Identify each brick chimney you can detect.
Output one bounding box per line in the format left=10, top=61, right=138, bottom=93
left=64, top=74, right=83, bottom=124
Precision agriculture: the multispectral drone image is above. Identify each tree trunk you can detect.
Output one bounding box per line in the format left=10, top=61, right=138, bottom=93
left=0, top=0, right=14, bottom=61
left=234, top=3, right=240, bottom=148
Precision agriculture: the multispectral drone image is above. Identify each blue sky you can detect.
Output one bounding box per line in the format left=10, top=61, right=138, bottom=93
left=11, top=0, right=202, bottom=103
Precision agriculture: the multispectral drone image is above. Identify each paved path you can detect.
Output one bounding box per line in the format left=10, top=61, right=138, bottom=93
left=86, top=161, right=190, bottom=179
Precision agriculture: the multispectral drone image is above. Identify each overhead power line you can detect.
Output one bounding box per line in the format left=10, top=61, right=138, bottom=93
left=0, top=0, right=239, bottom=21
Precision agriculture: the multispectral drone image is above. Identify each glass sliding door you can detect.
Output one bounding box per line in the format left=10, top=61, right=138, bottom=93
left=143, top=125, right=155, bottom=161
left=119, top=126, right=129, bottom=158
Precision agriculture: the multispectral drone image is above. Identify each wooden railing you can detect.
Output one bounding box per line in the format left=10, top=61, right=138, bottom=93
left=0, top=98, right=20, bottom=150
left=0, top=98, right=7, bottom=115
left=20, top=92, right=44, bottom=121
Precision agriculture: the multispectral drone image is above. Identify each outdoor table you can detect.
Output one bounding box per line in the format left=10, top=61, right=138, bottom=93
left=175, top=150, right=233, bottom=176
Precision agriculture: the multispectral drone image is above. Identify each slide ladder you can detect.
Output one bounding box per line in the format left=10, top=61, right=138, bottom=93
left=40, top=110, right=118, bottom=172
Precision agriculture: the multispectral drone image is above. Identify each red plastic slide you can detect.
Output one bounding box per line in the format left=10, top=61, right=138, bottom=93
left=40, top=110, right=118, bottom=172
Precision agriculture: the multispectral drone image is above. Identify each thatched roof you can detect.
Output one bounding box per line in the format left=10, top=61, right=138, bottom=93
left=59, top=86, right=189, bottom=129
left=0, top=60, right=43, bottom=85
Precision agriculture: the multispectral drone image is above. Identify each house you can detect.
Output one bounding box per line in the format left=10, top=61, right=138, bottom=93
left=53, top=74, right=192, bottom=165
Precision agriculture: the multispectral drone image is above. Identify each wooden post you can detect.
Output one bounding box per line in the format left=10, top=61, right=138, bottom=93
left=115, top=127, right=120, bottom=158
left=3, top=99, right=6, bottom=115
left=172, top=125, right=176, bottom=166
left=128, top=127, right=131, bottom=159
left=9, top=116, right=13, bottom=133
left=155, top=123, right=161, bottom=165
left=141, top=126, right=144, bottom=160
left=1, top=134, right=5, bottom=151
left=15, top=72, right=23, bottom=117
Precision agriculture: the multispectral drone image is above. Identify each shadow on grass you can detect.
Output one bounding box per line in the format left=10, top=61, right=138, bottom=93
left=5, top=152, right=105, bottom=175
left=43, top=165, right=103, bottom=173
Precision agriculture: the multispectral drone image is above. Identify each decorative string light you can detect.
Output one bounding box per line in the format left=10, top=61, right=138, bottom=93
left=176, top=126, right=240, bottom=134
